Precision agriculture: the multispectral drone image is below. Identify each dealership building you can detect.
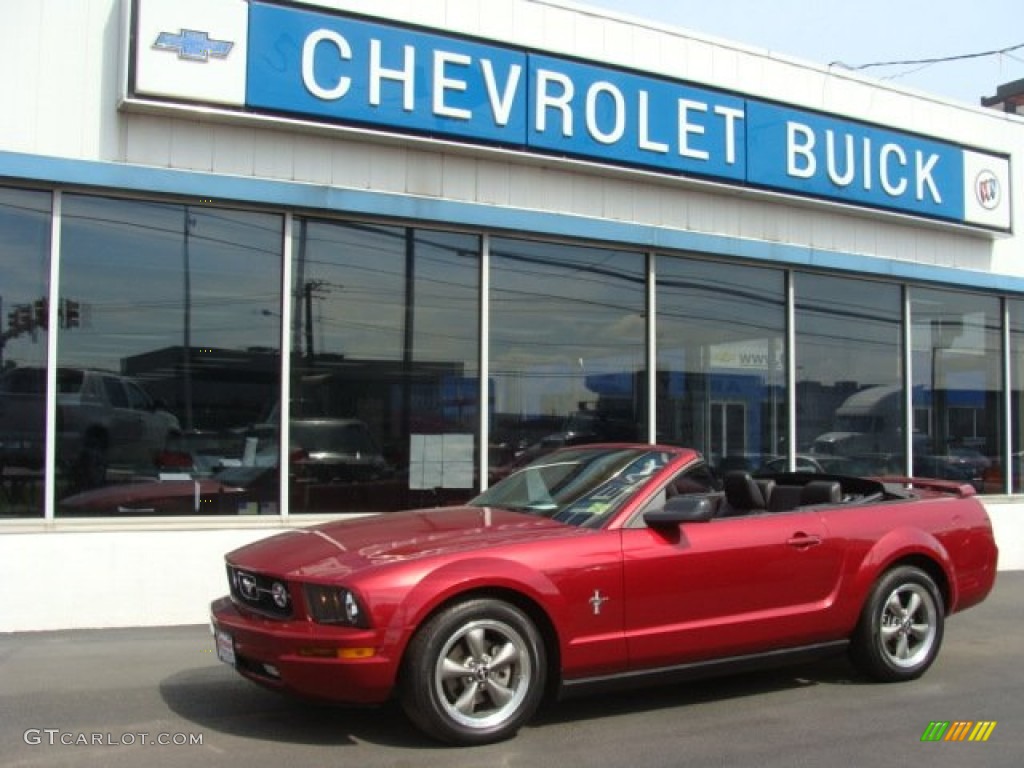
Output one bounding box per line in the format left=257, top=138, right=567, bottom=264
left=1, top=0, right=1022, bottom=631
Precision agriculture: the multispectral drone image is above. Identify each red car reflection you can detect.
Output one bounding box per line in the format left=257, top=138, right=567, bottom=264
left=59, top=466, right=277, bottom=516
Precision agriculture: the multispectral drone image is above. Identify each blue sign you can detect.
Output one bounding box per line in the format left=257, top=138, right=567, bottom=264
left=248, top=3, right=528, bottom=144
left=527, top=55, right=746, bottom=181
left=225, top=2, right=1004, bottom=227
left=746, top=103, right=964, bottom=220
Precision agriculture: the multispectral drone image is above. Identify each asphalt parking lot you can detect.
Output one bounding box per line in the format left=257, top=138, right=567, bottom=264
left=2, top=573, right=1022, bottom=768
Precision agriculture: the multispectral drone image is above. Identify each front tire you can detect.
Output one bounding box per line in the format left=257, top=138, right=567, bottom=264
left=850, top=566, right=944, bottom=682
left=400, top=598, right=546, bottom=745
left=74, top=430, right=109, bottom=490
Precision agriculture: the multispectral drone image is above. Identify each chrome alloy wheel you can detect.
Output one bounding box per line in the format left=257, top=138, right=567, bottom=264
left=877, top=581, right=939, bottom=669
left=433, top=618, right=533, bottom=730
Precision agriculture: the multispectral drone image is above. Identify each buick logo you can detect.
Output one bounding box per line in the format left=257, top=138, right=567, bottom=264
left=237, top=572, right=259, bottom=600
left=975, top=170, right=1001, bottom=211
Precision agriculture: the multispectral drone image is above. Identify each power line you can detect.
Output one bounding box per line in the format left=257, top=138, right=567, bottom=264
left=830, top=41, right=1024, bottom=71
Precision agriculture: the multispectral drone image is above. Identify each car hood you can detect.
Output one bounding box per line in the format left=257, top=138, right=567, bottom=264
left=227, top=506, right=582, bottom=580
left=61, top=477, right=236, bottom=508
left=814, top=431, right=861, bottom=444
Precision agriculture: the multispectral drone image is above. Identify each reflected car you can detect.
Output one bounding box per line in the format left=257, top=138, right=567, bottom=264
left=0, top=366, right=180, bottom=487
left=759, top=454, right=889, bottom=476
left=289, top=418, right=392, bottom=484
left=59, top=466, right=279, bottom=516
left=981, top=451, right=1024, bottom=493
left=210, top=443, right=998, bottom=746
left=59, top=419, right=398, bottom=515
left=913, top=451, right=989, bottom=490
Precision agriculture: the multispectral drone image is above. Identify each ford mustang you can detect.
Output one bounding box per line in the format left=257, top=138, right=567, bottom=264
left=210, top=443, right=998, bottom=745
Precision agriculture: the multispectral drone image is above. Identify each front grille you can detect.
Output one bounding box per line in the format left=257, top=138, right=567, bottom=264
left=227, top=565, right=293, bottom=619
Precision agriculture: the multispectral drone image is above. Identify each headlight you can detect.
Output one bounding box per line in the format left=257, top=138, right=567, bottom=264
left=305, top=585, right=369, bottom=627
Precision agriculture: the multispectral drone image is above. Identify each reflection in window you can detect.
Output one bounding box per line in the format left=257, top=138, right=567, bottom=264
left=290, top=221, right=480, bottom=512
left=489, top=240, right=647, bottom=479
left=910, top=288, right=1001, bottom=493
left=56, top=195, right=283, bottom=515
left=0, top=187, right=51, bottom=518
left=655, top=255, right=785, bottom=474
left=795, top=274, right=903, bottom=476
left=490, top=239, right=647, bottom=477
left=1009, top=300, right=1024, bottom=493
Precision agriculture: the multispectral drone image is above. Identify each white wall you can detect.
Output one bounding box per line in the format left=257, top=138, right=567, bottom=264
left=0, top=0, right=1021, bottom=276
left=0, top=522, right=287, bottom=632
left=0, top=505, right=1020, bottom=633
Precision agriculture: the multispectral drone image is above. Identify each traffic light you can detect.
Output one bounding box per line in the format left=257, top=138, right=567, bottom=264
left=64, top=299, right=80, bottom=329
left=33, top=298, right=47, bottom=330
left=15, top=304, right=31, bottom=332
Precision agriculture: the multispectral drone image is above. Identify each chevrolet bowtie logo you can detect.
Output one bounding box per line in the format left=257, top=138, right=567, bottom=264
left=154, top=29, right=234, bottom=62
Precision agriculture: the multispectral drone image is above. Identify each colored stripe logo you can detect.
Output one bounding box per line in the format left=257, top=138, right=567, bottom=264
left=921, top=721, right=997, bottom=742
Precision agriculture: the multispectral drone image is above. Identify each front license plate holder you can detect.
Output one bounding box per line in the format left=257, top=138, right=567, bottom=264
left=216, top=629, right=236, bottom=666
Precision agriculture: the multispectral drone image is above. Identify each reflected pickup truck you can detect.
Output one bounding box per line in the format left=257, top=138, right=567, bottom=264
left=0, top=367, right=180, bottom=487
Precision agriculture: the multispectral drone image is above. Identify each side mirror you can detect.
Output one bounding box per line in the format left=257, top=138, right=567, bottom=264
left=644, top=495, right=716, bottom=527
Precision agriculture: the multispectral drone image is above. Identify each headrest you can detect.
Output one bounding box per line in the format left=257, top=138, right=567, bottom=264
left=722, top=471, right=767, bottom=510
left=800, top=480, right=842, bottom=506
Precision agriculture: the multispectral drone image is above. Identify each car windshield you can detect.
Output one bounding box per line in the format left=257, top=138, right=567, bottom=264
left=0, top=367, right=86, bottom=394
left=470, top=446, right=675, bottom=528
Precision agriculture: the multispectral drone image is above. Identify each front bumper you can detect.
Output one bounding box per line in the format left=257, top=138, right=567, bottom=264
left=210, top=596, right=397, bottom=705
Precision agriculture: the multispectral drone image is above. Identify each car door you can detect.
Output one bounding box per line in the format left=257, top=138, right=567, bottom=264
left=620, top=507, right=846, bottom=670
left=99, top=375, right=144, bottom=464
left=123, top=379, right=167, bottom=455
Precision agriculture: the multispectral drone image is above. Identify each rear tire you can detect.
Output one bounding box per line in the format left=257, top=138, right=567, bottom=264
left=850, top=566, right=944, bottom=682
left=400, top=598, right=546, bottom=745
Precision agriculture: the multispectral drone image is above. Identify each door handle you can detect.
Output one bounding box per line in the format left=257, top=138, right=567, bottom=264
left=787, top=533, right=822, bottom=549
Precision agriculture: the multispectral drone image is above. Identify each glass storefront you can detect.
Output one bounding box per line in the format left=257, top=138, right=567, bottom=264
left=655, top=255, right=786, bottom=474
left=289, top=221, right=480, bottom=512
left=1010, top=299, right=1024, bottom=493
left=489, top=239, right=647, bottom=477
left=794, top=274, right=903, bottom=476
left=1, top=183, right=1022, bottom=519
left=910, top=288, right=1002, bottom=492
left=0, top=188, right=51, bottom=517
left=55, top=195, right=284, bottom=515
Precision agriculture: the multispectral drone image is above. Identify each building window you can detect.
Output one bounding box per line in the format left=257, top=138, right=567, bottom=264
left=794, top=273, right=903, bottom=475
left=910, top=288, right=1002, bottom=492
left=0, top=187, right=51, bottom=519
left=6, top=182, right=1024, bottom=519
left=655, top=255, right=785, bottom=473
left=489, top=239, right=646, bottom=475
left=55, top=195, right=284, bottom=516
left=290, top=221, right=480, bottom=512
left=1009, top=299, right=1024, bottom=492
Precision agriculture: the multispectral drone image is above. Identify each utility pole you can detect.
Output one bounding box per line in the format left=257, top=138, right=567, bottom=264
left=303, top=279, right=330, bottom=363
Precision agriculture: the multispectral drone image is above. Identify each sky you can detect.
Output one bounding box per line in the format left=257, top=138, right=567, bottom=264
left=579, top=0, right=1023, bottom=107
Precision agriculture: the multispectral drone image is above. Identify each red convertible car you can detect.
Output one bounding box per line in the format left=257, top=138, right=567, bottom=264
left=210, top=444, right=998, bottom=745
